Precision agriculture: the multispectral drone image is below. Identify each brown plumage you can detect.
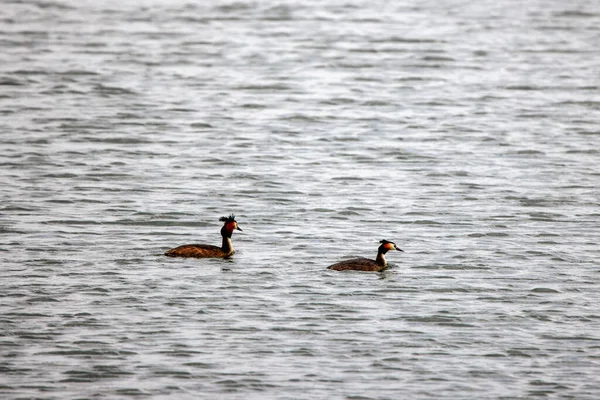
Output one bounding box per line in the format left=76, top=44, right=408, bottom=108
left=328, top=240, right=403, bottom=272
left=164, top=215, right=242, bottom=259
left=164, top=244, right=230, bottom=258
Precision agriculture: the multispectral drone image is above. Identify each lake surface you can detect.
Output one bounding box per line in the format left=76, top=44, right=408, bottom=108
left=1, top=0, right=599, bottom=398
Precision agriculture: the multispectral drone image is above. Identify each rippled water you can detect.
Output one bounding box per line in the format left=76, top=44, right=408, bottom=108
left=1, top=0, right=600, bottom=398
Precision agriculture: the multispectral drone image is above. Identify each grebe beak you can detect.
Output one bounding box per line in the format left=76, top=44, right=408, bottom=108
left=236, top=226, right=243, bottom=231
left=397, top=247, right=404, bottom=252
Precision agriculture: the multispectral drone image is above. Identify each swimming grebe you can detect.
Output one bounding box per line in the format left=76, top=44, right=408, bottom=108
left=164, top=214, right=242, bottom=258
left=327, top=240, right=403, bottom=272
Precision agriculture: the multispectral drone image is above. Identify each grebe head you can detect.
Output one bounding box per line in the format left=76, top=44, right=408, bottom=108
left=220, top=214, right=242, bottom=237
left=379, top=239, right=403, bottom=252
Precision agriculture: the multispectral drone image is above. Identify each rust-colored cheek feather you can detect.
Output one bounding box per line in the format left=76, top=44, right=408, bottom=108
left=164, top=245, right=228, bottom=258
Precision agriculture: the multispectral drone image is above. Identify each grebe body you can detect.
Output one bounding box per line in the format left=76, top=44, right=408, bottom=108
left=328, top=240, right=403, bottom=272
left=164, top=215, right=242, bottom=258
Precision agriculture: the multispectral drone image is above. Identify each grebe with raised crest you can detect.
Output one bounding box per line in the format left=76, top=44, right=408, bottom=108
left=164, top=214, right=242, bottom=258
left=327, top=240, right=403, bottom=272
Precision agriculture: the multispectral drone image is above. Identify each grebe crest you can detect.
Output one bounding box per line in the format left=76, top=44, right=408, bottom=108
left=327, top=239, right=403, bottom=272
left=164, top=214, right=242, bottom=258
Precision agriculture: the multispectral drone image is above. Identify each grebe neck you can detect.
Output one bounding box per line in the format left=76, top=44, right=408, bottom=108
left=221, top=235, right=233, bottom=254
left=375, top=246, right=388, bottom=267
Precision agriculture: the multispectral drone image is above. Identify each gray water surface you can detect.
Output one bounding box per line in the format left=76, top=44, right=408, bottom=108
left=1, top=0, right=600, bottom=399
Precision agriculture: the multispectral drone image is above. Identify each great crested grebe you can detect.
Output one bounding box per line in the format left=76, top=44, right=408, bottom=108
left=164, top=214, right=242, bottom=258
left=327, top=240, right=403, bottom=272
